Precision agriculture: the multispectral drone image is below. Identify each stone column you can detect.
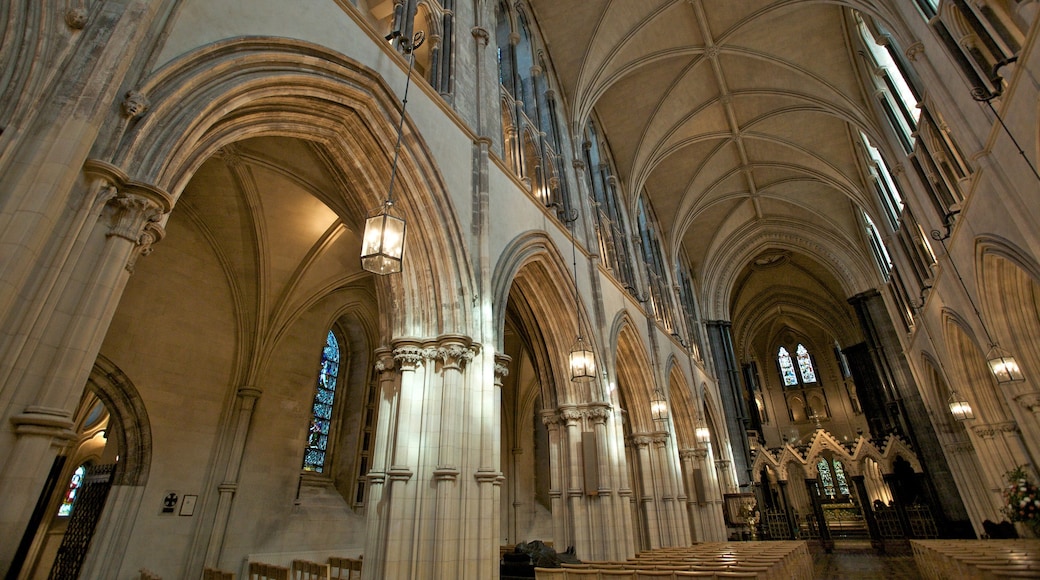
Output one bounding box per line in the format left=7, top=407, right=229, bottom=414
left=561, top=407, right=589, bottom=555
left=587, top=404, right=616, bottom=560
left=1, top=180, right=167, bottom=571
left=806, top=478, right=833, bottom=552
left=369, top=341, right=429, bottom=580
left=679, top=449, right=703, bottom=540
left=631, top=434, right=661, bottom=549
left=473, top=351, right=506, bottom=580
left=652, top=433, right=680, bottom=546
left=431, top=336, right=475, bottom=577
left=777, top=480, right=798, bottom=539
left=540, top=410, right=568, bottom=549
left=852, top=475, right=884, bottom=552
left=362, top=349, right=398, bottom=573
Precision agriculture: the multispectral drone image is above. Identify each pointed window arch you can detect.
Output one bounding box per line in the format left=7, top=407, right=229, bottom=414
left=796, top=344, right=817, bottom=383
left=303, top=330, right=340, bottom=473
left=778, top=347, right=798, bottom=387
left=57, top=465, right=86, bottom=517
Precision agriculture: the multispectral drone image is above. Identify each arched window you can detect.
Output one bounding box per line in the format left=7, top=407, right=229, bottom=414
left=778, top=347, right=798, bottom=387
left=796, top=344, right=817, bottom=383
left=816, top=457, right=850, bottom=500
left=864, top=211, right=893, bottom=279
left=303, top=331, right=340, bottom=473
left=58, top=465, right=86, bottom=517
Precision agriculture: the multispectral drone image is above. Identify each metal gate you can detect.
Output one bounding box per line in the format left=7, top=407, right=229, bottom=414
left=49, top=464, right=115, bottom=579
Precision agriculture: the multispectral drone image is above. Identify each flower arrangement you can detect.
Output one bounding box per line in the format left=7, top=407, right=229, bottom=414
left=1002, top=465, right=1040, bottom=536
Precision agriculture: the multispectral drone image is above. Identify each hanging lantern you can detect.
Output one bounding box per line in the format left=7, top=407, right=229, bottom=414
left=696, top=427, right=711, bottom=446
left=361, top=201, right=406, bottom=275
left=650, top=389, right=669, bottom=423
left=948, top=391, right=975, bottom=421
left=986, top=344, right=1024, bottom=384
left=569, top=336, right=596, bottom=382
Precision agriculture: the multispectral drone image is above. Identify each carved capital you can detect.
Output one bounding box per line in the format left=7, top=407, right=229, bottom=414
left=474, top=468, right=503, bottom=484
left=629, top=435, right=654, bottom=448
left=393, top=345, right=428, bottom=369
left=972, top=421, right=1018, bottom=438
left=560, top=407, right=583, bottom=424
left=434, top=336, right=477, bottom=370
left=540, top=410, right=561, bottom=428
left=584, top=404, right=611, bottom=424
left=374, top=348, right=396, bottom=373
left=105, top=193, right=164, bottom=243
left=572, top=159, right=586, bottom=172
left=494, top=353, right=512, bottom=382
left=470, top=26, right=489, bottom=45
left=904, top=41, right=925, bottom=62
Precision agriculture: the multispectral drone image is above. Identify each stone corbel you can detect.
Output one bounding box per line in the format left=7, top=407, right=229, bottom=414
left=1014, top=392, right=1040, bottom=414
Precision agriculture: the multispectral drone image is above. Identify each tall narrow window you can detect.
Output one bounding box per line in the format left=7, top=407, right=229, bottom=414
left=796, top=344, right=817, bottom=383
left=817, top=458, right=836, bottom=499
left=864, top=212, right=893, bottom=279
left=303, top=331, right=340, bottom=473
left=778, top=347, right=798, bottom=387
left=833, top=459, right=851, bottom=496
left=57, top=465, right=86, bottom=517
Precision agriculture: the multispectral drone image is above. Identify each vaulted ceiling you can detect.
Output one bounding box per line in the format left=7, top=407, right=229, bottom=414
left=529, top=0, right=899, bottom=325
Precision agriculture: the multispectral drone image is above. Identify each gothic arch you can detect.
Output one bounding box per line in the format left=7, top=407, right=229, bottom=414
left=492, top=231, right=598, bottom=406
left=102, top=38, right=474, bottom=337
left=614, top=319, right=658, bottom=434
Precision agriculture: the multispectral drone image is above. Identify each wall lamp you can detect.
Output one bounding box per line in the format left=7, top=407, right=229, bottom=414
left=970, top=57, right=1040, bottom=184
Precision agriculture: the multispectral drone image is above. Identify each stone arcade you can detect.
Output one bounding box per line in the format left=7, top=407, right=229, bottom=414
left=2, top=1, right=1040, bottom=578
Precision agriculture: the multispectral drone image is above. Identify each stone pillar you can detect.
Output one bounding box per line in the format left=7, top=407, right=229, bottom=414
left=0, top=178, right=168, bottom=572
left=561, top=407, right=588, bottom=555
left=852, top=475, right=884, bottom=552
left=473, top=352, right=507, bottom=580
left=369, top=341, right=429, bottom=580
left=652, top=433, right=680, bottom=546
left=679, top=449, right=703, bottom=540
left=362, top=349, right=398, bottom=574
left=630, top=435, right=661, bottom=549
left=806, top=478, right=833, bottom=552
left=883, top=473, right=915, bottom=539
left=704, top=321, right=751, bottom=486
left=431, top=336, right=475, bottom=577
left=540, top=410, right=568, bottom=549
left=778, top=480, right=798, bottom=540
left=587, top=404, right=616, bottom=560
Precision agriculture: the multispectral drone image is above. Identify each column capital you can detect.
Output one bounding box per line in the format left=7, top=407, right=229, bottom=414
left=433, top=334, right=479, bottom=370
left=494, top=353, right=512, bottom=381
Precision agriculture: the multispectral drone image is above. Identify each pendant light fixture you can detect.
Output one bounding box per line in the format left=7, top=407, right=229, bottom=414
left=650, top=387, right=669, bottom=423
left=930, top=226, right=1024, bottom=385
left=361, top=31, right=425, bottom=275
left=948, top=391, right=975, bottom=422
left=564, top=208, right=595, bottom=382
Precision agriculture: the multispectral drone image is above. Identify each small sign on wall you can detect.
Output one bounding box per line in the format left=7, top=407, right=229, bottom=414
left=180, top=494, right=198, bottom=516
left=160, top=491, right=179, bottom=515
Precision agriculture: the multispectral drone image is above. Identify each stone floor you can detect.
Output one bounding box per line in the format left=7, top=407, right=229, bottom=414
left=811, top=540, right=922, bottom=579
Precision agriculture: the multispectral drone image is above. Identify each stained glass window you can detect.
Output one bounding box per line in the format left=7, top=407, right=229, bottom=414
left=303, top=331, right=340, bottom=473
left=833, top=459, right=851, bottom=497
left=796, top=344, right=817, bottom=383
left=778, top=347, right=798, bottom=387
left=817, top=458, right=835, bottom=499
left=58, top=465, right=85, bottom=517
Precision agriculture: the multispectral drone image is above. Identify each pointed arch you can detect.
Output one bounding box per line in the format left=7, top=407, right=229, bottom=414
left=492, top=231, right=598, bottom=405
left=104, top=38, right=475, bottom=337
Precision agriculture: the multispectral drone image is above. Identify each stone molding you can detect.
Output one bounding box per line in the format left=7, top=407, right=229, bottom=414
left=971, top=421, right=1019, bottom=438
left=390, top=335, right=480, bottom=371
